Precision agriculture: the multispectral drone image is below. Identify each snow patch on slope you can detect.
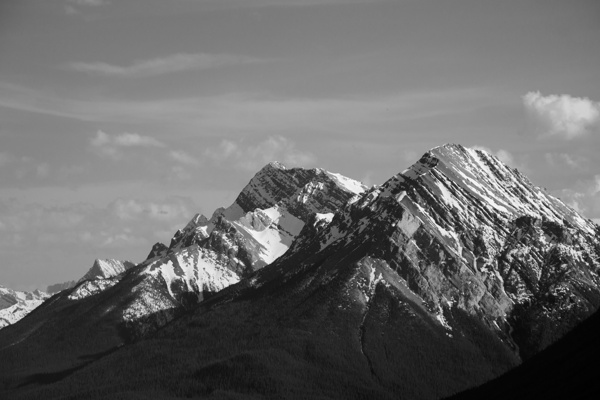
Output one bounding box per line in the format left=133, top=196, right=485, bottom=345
left=68, top=278, right=119, bottom=301
left=144, top=245, right=240, bottom=300
left=0, top=299, right=46, bottom=329
left=235, top=206, right=305, bottom=265
left=324, top=171, right=368, bottom=195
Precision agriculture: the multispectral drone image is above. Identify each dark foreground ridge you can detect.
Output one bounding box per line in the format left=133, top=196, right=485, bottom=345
left=0, top=144, right=598, bottom=399
left=449, top=306, right=600, bottom=400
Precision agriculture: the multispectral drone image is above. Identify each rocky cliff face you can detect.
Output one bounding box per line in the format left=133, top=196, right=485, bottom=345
left=267, top=144, right=600, bottom=358
left=159, top=162, right=367, bottom=275
left=120, top=163, right=367, bottom=337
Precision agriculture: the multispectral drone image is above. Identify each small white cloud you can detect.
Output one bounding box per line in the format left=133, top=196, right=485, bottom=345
left=473, top=146, right=518, bottom=167
left=114, top=132, right=165, bottom=148
left=523, top=92, right=600, bottom=139
left=169, top=150, right=199, bottom=166
left=67, top=0, right=108, bottom=6
left=66, top=53, right=261, bottom=78
left=87, top=131, right=201, bottom=181
left=494, top=149, right=516, bottom=167
left=90, top=130, right=165, bottom=159
left=64, top=0, right=108, bottom=14
left=91, top=131, right=164, bottom=148
left=108, top=197, right=196, bottom=223
left=205, top=136, right=316, bottom=171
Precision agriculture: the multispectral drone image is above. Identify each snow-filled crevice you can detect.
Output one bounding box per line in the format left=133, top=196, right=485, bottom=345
left=358, top=265, right=382, bottom=382
left=358, top=290, right=379, bottom=382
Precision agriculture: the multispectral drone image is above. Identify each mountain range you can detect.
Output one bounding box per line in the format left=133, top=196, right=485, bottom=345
left=0, top=259, right=135, bottom=331
left=0, top=286, right=48, bottom=330
left=0, top=144, right=598, bottom=399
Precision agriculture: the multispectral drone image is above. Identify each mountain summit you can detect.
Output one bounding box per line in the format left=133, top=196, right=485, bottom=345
left=0, top=144, right=598, bottom=400
left=269, top=143, right=599, bottom=359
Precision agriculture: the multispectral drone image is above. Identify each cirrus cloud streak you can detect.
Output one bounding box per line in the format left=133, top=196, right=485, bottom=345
left=0, top=82, right=494, bottom=137
left=66, top=53, right=263, bottom=78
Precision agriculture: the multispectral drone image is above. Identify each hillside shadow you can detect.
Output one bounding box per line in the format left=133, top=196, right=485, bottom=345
left=17, top=365, right=86, bottom=387
left=17, top=346, right=120, bottom=388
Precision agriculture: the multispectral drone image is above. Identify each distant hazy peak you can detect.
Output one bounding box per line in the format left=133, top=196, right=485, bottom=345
left=77, top=259, right=135, bottom=283
left=46, top=280, right=77, bottom=295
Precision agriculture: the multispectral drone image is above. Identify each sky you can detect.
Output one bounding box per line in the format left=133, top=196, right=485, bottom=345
left=1, top=0, right=599, bottom=292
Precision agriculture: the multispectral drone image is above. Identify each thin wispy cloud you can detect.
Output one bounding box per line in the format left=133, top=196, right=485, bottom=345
left=523, top=92, right=600, bottom=139
left=66, top=53, right=262, bottom=78
left=68, top=0, right=109, bottom=6
left=0, top=82, right=494, bottom=137
left=473, top=146, right=516, bottom=167
left=188, top=0, right=386, bottom=8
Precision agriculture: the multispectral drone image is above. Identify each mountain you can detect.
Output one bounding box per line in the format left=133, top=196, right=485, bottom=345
left=0, top=144, right=598, bottom=399
left=67, top=258, right=137, bottom=303
left=111, top=162, right=367, bottom=338
left=296, top=143, right=599, bottom=360
left=46, top=281, right=77, bottom=295
left=0, top=286, right=48, bottom=330
left=0, top=259, right=134, bottom=331
left=77, top=259, right=136, bottom=283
